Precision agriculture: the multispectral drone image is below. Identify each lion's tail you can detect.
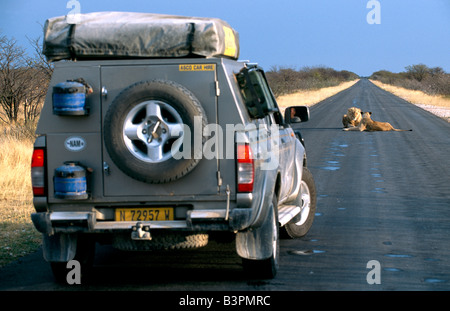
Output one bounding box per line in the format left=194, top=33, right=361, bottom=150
left=393, top=128, right=413, bottom=132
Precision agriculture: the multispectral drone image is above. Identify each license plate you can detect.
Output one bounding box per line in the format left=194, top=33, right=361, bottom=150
left=115, top=207, right=174, bottom=221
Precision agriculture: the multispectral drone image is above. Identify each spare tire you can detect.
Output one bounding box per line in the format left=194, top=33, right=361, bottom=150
left=112, top=231, right=209, bottom=251
left=104, top=80, right=207, bottom=184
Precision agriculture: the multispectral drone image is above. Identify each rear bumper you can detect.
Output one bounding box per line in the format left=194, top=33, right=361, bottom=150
left=31, top=208, right=252, bottom=235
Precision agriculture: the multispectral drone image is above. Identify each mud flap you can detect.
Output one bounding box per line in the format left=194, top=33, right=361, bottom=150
left=235, top=204, right=275, bottom=260
left=42, top=233, right=77, bottom=262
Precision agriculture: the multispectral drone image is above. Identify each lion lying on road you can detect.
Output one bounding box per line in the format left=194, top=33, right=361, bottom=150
left=343, top=112, right=412, bottom=132
left=342, top=107, right=362, bottom=128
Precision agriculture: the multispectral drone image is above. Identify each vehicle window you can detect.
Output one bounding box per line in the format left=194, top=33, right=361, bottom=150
left=236, top=68, right=279, bottom=119
left=251, top=70, right=277, bottom=112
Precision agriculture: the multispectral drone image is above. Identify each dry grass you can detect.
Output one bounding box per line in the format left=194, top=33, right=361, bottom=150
left=276, top=79, right=360, bottom=109
left=0, top=126, right=42, bottom=268
left=370, top=80, right=450, bottom=108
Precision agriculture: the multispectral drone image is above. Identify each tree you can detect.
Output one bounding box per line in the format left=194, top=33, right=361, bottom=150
left=27, top=36, right=53, bottom=81
left=0, top=33, right=53, bottom=124
left=0, top=34, right=28, bottom=123
left=23, top=37, right=53, bottom=123
left=405, top=64, right=429, bottom=82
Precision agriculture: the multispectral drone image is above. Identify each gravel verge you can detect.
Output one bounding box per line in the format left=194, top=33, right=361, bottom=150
left=414, top=104, right=450, bottom=122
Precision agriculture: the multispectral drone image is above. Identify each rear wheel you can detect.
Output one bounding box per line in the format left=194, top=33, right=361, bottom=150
left=50, top=234, right=95, bottom=284
left=242, top=195, right=279, bottom=279
left=284, top=167, right=316, bottom=238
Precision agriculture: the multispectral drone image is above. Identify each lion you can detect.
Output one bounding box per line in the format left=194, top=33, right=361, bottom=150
left=342, top=107, right=362, bottom=128
left=343, top=112, right=412, bottom=132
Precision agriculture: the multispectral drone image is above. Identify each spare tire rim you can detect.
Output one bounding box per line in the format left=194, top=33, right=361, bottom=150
left=123, top=100, right=185, bottom=163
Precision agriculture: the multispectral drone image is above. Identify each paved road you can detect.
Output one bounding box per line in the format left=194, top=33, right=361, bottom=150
left=1, top=79, right=449, bottom=291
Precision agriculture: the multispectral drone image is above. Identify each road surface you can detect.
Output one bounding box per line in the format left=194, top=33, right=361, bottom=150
left=1, top=79, right=449, bottom=291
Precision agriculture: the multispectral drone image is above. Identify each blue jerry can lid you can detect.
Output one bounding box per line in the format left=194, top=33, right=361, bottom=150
left=55, top=162, right=86, bottom=178
left=53, top=81, right=86, bottom=94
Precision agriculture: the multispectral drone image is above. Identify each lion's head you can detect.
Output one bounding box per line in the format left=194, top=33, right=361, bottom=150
left=342, top=107, right=363, bottom=128
left=347, top=107, right=362, bottom=121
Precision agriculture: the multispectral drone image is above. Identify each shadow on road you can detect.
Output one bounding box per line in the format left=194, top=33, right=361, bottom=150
left=48, top=241, right=273, bottom=290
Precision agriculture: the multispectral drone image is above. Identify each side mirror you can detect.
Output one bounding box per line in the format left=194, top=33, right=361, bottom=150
left=285, top=106, right=310, bottom=124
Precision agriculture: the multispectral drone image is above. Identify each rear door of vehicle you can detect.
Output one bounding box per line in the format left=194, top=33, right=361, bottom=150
left=100, top=60, right=221, bottom=198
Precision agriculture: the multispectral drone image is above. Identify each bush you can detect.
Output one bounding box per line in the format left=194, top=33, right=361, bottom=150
left=370, top=64, right=450, bottom=97
left=266, top=66, right=359, bottom=97
left=1, top=122, right=37, bottom=141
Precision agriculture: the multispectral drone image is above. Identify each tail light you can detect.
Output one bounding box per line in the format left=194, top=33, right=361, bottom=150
left=237, top=143, right=254, bottom=192
left=31, top=148, right=46, bottom=196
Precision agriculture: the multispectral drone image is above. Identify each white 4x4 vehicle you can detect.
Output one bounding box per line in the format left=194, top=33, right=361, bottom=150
left=31, top=12, right=316, bottom=281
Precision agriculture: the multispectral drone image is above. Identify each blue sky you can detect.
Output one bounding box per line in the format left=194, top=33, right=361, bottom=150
left=1, top=0, right=449, bottom=76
